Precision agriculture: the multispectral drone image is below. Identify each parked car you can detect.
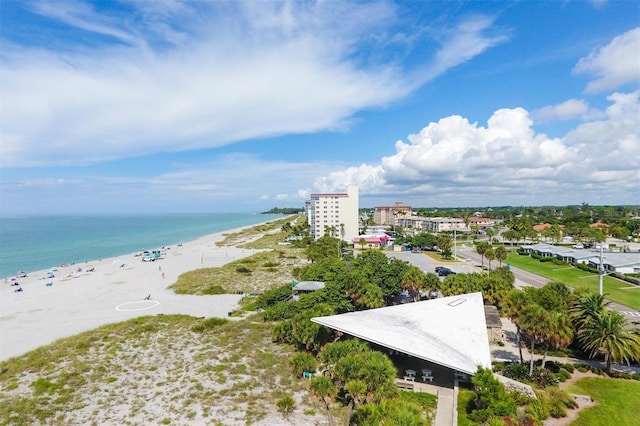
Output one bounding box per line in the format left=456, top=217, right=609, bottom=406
left=438, top=267, right=456, bottom=276
left=435, top=266, right=446, bottom=274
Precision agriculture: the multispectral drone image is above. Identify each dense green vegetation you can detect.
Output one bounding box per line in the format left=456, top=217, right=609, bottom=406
left=261, top=207, right=304, bottom=214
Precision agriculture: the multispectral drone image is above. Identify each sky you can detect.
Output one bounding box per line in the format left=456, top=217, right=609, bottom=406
left=0, top=0, right=638, bottom=215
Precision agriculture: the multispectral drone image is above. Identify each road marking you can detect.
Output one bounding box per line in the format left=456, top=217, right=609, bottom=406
left=115, top=300, right=160, bottom=312
left=621, top=311, right=640, bottom=317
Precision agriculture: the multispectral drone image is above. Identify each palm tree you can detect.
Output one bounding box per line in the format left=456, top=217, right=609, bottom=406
left=520, top=304, right=549, bottom=376
left=494, top=246, right=508, bottom=267
left=502, top=290, right=530, bottom=363
left=401, top=266, right=426, bottom=302
left=310, top=375, right=337, bottom=426
left=541, top=310, right=574, bottom=368
left=485, top=248, right=496, bottom=272
left=577, top=310, right=640, bottom=374
left=475, top=241, right=490, bottom=269
left=569, top=292, right=611, bottom=332
left=344, top=379, right=367, bottom=425
left=485, top=226, right=497, bottom=242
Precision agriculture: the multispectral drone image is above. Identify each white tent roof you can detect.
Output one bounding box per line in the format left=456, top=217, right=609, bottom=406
left=311, top=292, right=491, bottom=375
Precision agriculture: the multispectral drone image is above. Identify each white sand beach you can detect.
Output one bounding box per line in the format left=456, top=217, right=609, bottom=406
left=0, top=225, right=264, bottom=361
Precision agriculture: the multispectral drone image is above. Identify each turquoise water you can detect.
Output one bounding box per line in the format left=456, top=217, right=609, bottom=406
left=0, top=213, right=282, bottom=278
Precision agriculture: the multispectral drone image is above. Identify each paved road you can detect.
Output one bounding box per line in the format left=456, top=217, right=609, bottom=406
left=386, top=248, right=640, bottom=320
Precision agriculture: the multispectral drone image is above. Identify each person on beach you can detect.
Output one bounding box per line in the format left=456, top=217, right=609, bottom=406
left=14, top=285, right=23, bottom=293
left=144, top=294, right=151, bottom=300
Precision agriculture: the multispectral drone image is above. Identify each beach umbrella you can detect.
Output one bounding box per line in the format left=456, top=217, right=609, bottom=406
left=11, top=277, right=17, bottom=281
left=46, top=271, right=54, bottom=277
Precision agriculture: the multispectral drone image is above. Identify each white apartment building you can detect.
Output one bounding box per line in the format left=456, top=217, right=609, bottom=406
left=422, top=217, right=468, bottom=233
left=308, top=186, right=359, bottom=242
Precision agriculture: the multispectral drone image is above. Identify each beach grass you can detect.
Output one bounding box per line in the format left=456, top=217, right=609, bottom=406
left=506, top=253, right=640, bottom=310
left=0, top=315, right=317, bottom=425
left=565, top=377, right=640, bottom=425
left=216, top=215, right=301, bottom=247
left=169, top=248, right=307, bottom=295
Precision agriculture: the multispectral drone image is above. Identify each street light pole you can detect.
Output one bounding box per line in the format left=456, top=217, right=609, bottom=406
left=454, top=229, right=457, bottom=260
left=599, top=244, right=604, bottom=296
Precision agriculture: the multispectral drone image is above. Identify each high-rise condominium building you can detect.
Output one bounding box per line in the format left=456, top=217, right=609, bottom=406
left=373, top=202, right=412, bottom=226
left=308, top=186, right=359, bottom=241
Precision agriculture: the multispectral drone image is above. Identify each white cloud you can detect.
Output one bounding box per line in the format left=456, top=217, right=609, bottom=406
left=0, top=152, right=337, bottom=214
left=0, top=2, right=507, bottom=168
left=532, top=99, right=592, bottom=122
left=573, top=27, right=640, bottom=93
left=311, top=91, right=640, bottom=206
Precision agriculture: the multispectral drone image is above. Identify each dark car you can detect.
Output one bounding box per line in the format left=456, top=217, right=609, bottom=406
left=434, top=266, right=446, bottom=274
left=437, top=267, right=456, bottom=276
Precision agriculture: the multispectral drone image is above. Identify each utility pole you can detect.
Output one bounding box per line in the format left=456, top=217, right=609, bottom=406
left=599, top=244, right=604, bottom=296
left=453, top=229, right=457, bottom=260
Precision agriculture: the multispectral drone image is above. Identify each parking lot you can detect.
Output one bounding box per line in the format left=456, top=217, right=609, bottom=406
left=386, top=250, right=479, bottom=276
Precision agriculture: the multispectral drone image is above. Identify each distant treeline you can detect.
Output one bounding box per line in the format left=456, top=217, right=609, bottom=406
left=261, top=207, right=304, bottom=214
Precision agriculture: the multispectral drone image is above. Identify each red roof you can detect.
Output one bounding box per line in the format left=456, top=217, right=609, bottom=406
left=353, top=235, right=390, bottom=243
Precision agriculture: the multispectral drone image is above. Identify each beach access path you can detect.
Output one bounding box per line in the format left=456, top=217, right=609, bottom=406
left=0, top=226, right=264, bottom=362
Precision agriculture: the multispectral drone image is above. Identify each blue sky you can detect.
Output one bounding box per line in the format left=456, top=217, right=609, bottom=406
left=0, top=0, right=638, bottom=215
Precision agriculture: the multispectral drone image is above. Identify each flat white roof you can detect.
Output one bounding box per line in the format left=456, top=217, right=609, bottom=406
left=311, top=292, right=491, bottom=375
left=294, top=281, right=325, bottom=291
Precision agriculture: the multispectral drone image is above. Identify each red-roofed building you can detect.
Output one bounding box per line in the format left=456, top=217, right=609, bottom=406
left=533, top=223, right=552, bottom=232
left=352, top=234, right=390, bottom=249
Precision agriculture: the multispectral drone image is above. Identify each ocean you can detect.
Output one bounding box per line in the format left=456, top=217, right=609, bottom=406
left=0, top=213, right=283, bottom=278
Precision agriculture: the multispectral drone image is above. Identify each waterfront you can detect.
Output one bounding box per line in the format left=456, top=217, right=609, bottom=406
left=0, top=213, right=281, bottom=278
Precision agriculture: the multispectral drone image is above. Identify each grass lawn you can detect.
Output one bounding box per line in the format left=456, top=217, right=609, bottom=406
left=506, top=253, right=640, bottom=311
left=566, top=377, right=640, bottom=425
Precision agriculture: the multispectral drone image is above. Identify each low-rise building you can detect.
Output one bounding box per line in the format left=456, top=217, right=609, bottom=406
left=423, top=217, right=467, bottom=233
left=353, top=234, right=390, bottom=249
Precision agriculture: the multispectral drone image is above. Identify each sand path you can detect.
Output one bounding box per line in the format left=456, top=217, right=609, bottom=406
left=0, top=225, right=265, bottom=361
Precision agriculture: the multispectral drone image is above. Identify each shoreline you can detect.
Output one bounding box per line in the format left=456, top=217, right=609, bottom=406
left=0, top=219, right=279, bottom=362
left=0, top=213, right=283, bottom=279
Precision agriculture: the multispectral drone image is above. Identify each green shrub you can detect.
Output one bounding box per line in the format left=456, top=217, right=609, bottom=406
left=530, top=368, right=558, bottom=388
left=576, top=262, right=598, bottom=273
left=525, top=397, right=549, bottom=422
left=263, top=301, right=300, bottom=321
left=562, top=363, right=574, bottom=373
left=276, top=395, right=296, bottom=415
left=289, top=352, right=317, bottom=377
left=549, top=405, right=566, bottom=418
left=556, top=369, right=571, bottom=382
left=202, top=284, right=226, bottom=295
left=256, top=284, right=293, bottom=310
left=503, top=362, right=529, bottom=381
